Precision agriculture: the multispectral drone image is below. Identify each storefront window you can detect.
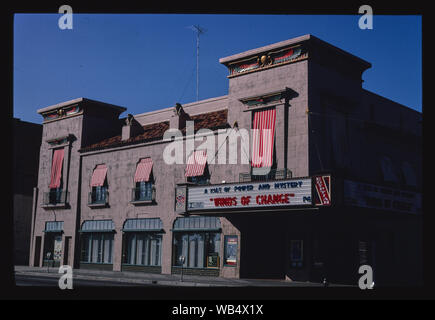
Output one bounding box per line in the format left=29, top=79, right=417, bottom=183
left=123, top=233, right=162, bottom=266
left=173, top=232, right=220, bottom=269
left=80, top=233, right=114, bottom=264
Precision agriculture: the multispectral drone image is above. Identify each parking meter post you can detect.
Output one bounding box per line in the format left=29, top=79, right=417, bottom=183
left=46, top=252, right=51, bottom=273
left=179, top=256, right=185, bottom=282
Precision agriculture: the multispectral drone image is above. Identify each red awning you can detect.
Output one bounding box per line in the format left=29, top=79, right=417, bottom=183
left=185, top=150, right=207, bottom=177
left=49, top=148, right=64, bottom=189
left=251, top=108, right=276, bottom=168
left=90, top=164, right=108, bottom=187
left=134, top=158, right=153, bottom=182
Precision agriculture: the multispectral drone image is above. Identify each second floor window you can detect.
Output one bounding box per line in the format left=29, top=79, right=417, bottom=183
left=48, top=148, right=65, bottom=204
left=90, top=164, right=108, bottom=204
left=134, top=181, right=153, bottom=201
left=251, top=107, right=276, bottom=169
left=133, top=158, right=154, bottom=202
left=185, top=150, right=210, bottom=185
left=91, top=185, right=107, bottom=204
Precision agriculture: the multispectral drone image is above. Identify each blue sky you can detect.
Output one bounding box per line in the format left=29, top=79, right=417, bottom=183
left=14, top=14, right=422, bottom=124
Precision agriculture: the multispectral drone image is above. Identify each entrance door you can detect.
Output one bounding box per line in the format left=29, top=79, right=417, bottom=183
left=34, top=236, right=41, bottom=267
left=43, top=233, right=63, bottom=268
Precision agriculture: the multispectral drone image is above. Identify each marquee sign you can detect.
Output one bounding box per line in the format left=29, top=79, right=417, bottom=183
left=186, top=177, right=313, bottom=211
left=343, top=180, right=421, bottom=214
left=313, top=175, right=331, bottom=206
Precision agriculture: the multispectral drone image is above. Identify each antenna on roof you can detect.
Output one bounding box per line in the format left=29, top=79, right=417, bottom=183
left=187, top=25, right=206, bottom=102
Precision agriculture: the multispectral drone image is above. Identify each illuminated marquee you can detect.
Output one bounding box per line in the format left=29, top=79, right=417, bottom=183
left=186, top=178, right=312, bottom=211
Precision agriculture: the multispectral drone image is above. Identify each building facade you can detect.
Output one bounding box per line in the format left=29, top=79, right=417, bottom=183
left=29, top=35, right=422, bottom=285
left=13, top=118, right=42, bottom=265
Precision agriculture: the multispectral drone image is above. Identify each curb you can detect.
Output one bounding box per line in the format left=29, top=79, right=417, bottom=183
left=14, top=270, right=239, bottom=287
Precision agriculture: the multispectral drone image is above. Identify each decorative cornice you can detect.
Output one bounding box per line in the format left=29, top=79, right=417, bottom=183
left=226, top=45, right=308, bottom=78
left=41, top=104, right=83, bottom=123
left=239, top=88, right=299, bottom=109
left=46, top=134, right=76, bottom=146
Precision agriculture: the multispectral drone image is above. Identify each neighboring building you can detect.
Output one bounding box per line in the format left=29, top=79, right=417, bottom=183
left=13, top=118, right=42, bottom=265
left=29, top=34, right=422, bottom=285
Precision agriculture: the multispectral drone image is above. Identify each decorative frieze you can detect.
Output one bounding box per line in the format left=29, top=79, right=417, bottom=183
left=227, top=45, right=308, bottom=77
left=41, top=104, right=83, bottom=123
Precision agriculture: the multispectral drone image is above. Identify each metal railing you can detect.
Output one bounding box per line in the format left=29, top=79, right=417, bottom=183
left=88, top=190, right=109, bottom=205
left=239, top=168, right=293, bottom=182
left=131, top=186, right=155, bottom=202
left=42, top=190, right=69, bottom=205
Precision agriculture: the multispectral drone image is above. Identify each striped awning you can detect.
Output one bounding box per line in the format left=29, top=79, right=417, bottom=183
left=49, top=148, right=64, bottom=188
left=134, top=158, right=153, bottom=183
left=185, top=150, right=207, bottom=177
left=251, top=108, right=276, bottom=168
left=80, top=220, right=115, bottom=232
left=90, top=164, right=108, bottom=187
left=44, top=221, right=64, bottom=233
left=123, top=218, right=163, bottom=232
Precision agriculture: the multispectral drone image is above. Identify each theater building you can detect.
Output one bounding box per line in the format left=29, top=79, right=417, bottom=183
left=28, top=34, right=422, bottom=285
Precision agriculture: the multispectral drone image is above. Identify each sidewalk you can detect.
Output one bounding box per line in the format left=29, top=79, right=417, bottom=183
left=14, top=265, right=332, bottom=287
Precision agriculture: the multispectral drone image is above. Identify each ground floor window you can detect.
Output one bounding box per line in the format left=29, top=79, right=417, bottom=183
left=123, top=233, right=162, bottom=266
left=173, top=232, right=221, bottom=268
left=80, top=233, right=114, bottom=264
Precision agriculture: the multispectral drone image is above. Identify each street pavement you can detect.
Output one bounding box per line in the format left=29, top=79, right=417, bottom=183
left=14, top=265, right=349, bottom=288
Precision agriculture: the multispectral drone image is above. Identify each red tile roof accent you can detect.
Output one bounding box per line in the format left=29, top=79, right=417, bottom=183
left=80, top=121, right=170, bottom=152
left=182, top=109, right=229, bottom=134
left=80, top=109, right=229, bottom=153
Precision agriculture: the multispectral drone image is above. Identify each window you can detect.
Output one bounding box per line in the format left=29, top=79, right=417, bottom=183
left=133, top=158, right=154, bottom=201
left=133, top=181, right=153, bottom=201
left=173, top=232, right=221, bottom=269
left=48, top=148, right=65, bottom=204
left=251, top=107, right=276, bottom=169
left=289, top=240, right=303, bottom=268
left=80, top=233, right=114, bottom=264
left=89, top=164, right=108, bottom=205
left=91, top=185, right=108, bottom=204
left=124, top=233, right=162, bottom=266
left=172, top=216, right=221, bottom=269
left=185, top=151, right=210, bottom=185
left=187, top=165, right=210, bottom=185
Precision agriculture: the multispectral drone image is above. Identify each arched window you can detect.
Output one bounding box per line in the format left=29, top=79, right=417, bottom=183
left=89, top=164, right=108, bottom=205
left=132, top=158, right=154, bottom=202
left=185, top=151, right=210, bottom=185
